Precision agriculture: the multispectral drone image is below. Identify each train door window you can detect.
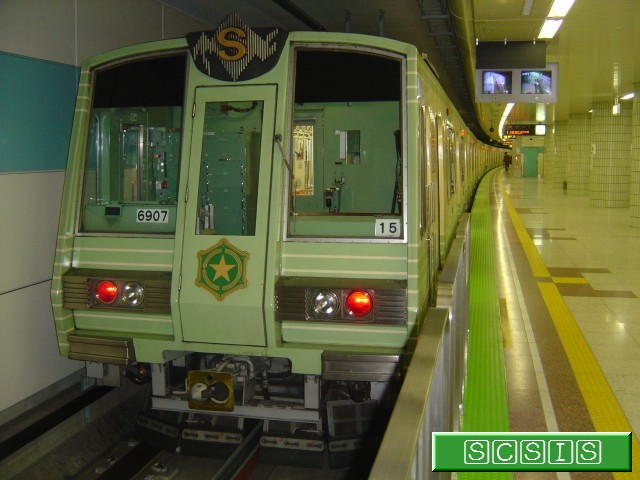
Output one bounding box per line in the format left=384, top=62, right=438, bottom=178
left=445, top=126, right=456, bottom=197
left=460, top=136, right=466, bottom=183
left=81, top=53, right=186, bottom=234
left=286, top=46, right=404, bottom=240
left=194, top=100, right=263, bottom=236
left=419, top=106, right=428, bottom=239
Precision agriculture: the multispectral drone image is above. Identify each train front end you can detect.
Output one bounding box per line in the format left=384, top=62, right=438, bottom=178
left=51, top=14, right=421, bottom=465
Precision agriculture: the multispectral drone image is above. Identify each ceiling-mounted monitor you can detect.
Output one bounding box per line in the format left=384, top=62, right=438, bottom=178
left=521, top=70, right=552, bottom=94
left=482, top=71, right=512, bottom=94
left=475, top=63, right=558, bottom=104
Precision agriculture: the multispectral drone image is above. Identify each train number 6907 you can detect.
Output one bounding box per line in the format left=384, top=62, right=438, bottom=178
left=136, top=209, right=169, bottom=223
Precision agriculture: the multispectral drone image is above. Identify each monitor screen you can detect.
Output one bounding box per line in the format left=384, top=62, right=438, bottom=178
left=521, top=70, right=552, bottom=94
left=482, top=71, right=512, bottom=94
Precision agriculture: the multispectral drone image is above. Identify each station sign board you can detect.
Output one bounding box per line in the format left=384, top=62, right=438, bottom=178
left=504, top=125, right=535, bottom=136
left=503, top=124, right=546, bottom=136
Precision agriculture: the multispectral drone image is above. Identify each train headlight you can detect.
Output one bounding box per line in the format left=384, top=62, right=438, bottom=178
left=312, top=289, right=339, bottom=316
left=95, top=280, right=118, bottom=304
left=122, top=282, right=144, bottom=306
left=345, top=290, right=373, bottom=317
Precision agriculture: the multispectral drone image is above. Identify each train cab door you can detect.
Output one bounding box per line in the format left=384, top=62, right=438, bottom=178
left=177, top=85, right=276, bottom=346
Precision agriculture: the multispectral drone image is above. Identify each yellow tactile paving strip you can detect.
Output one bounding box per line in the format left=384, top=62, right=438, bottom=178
left=499, top=176, right=640, bottom=479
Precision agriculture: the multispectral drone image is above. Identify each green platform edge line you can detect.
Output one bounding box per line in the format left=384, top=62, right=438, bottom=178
left=459, top=170, right=512, bottom=480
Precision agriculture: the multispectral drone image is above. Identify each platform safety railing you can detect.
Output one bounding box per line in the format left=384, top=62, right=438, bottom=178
left=369, top=213, right=470, bottom=479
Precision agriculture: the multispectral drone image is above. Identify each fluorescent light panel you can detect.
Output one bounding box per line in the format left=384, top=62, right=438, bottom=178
left=521, top=0, right=535, bottom=16
left=499, top=103, right=515, bottom=140
left=538, top=18, right=563, bottom=38
left=548, top=0, right=576, bottom=18
left=536, top=103, right=546, bottom=122
left=537, top=0, right=576, bottom=39
left=620, top=92, right=635, bottom=100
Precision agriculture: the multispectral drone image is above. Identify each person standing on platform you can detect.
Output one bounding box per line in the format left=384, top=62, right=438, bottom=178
left=503, top=151, right=512, bottom=171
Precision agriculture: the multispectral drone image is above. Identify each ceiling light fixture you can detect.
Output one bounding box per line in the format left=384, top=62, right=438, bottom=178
left=499, top=103, right=515, bottom=140
left=536, top=103, right=546, bottom=122
left=620, top=92, right=635, bottom=100
left=538, top=19, right=563, bottom=38
left=548, top=0, right=576, bottom=18
left=521, top=0, right=535, bottom=16
left=537, top=0, right=576, bottom=39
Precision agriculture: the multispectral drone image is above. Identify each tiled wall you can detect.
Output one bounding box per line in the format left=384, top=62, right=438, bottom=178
left=589, top=101, right=632, bottom=208
left=567, top=113, right=591, bottom=196
left=631, top=87, right=640, bottom=227
left=553, top=121, right=568, bottom=188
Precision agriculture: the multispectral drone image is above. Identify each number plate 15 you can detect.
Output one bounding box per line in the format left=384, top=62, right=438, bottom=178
left=136, top=209, right=169, bottom=223
left=375, top=219, right=402, bottom=238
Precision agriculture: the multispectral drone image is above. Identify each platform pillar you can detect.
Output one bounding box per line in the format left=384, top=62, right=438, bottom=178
left=542, top=123, right=554, bottom=179
left=567, top=113, right=591, bottom=196
left=552, top=121, right=568, bottom=188
left=630, top=83, right=640, bottom=227
left=589, top=101, right=632, bottom=207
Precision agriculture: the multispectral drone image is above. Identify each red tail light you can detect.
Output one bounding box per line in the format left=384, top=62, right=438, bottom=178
left=96, top=280, right=118, bottom=304
left=345, top=290, right=372, bottom=317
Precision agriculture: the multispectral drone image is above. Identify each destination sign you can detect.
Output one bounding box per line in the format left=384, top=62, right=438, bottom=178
left=503, top=124, right=546, bottom=136
left=504, top=125, right=535, bottom=136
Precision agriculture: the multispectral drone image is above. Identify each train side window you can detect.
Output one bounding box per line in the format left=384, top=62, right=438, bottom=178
left=80, top=53, right=186, bottom=234
left=287, top=46, right=404, bottom=240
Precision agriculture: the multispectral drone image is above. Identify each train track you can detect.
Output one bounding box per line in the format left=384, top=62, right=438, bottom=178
left=0, top=380, right=359, bottom=479
left=88, top=422, right=261, bottom=480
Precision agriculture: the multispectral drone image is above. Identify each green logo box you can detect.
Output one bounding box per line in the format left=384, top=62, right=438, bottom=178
left=432, top=432, right=631, bottom=472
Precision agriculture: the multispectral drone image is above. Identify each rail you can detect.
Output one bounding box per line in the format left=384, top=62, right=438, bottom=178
left=369, top=213, right=470, bottom=479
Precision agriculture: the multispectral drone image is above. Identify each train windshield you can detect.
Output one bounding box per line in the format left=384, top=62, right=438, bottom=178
left=80, top=53, right=186, bottom=234
left=287, top=47, right=404, bottom=240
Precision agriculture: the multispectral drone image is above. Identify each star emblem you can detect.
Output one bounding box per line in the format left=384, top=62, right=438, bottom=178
left=208, top=255, right=236, bottom=282
left=195, top=238, right=250, bottom=301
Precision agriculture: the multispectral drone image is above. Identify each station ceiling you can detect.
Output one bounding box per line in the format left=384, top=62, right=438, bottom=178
left=159, top=0, right=640, bottom=144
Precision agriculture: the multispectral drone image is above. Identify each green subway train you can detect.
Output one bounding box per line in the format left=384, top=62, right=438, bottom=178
left=51, top=12, right=502, bottom=464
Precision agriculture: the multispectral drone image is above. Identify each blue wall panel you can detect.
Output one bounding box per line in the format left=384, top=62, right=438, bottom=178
left=0, top=52, right=78, bottom=173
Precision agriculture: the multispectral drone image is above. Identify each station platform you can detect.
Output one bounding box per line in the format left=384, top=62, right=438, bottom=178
left=480, top=167, right=640, bottom=479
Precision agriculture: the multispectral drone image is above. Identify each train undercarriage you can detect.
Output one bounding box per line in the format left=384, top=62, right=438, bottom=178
left=97, top=352, right=401, bottom=469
